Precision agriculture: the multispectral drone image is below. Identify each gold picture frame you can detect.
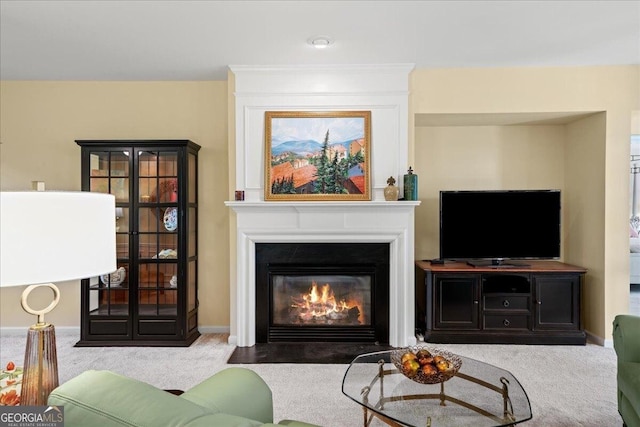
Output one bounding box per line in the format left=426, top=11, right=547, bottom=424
left=264, top=111, right=371, bottom=201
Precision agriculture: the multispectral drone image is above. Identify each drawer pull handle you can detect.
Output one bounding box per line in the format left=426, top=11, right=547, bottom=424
left=502, top=300, right=510, bottom=308
left=503, top=319, right=510, bottom=327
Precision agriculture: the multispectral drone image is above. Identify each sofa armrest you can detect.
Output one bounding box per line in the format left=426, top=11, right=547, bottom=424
left=613, top=314, right=640, bottom=363
left=48, top=370, right=211, bottom=427
left=181, top=368, right=274, bottom=424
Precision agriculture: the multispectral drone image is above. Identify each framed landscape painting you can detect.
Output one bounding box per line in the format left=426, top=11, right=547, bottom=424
left=264, top=111, right=371, bottom=201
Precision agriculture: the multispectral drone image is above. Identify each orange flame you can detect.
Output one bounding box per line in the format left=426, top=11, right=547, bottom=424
left=291, top=281, right=362, bottom=323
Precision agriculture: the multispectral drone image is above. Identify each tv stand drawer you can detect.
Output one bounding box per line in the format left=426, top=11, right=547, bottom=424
left=484, top=314, right=530, bottom=330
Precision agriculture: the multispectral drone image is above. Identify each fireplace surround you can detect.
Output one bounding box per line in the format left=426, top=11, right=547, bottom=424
left=256, top=242, right=389, bottom=343
left=226, top=201, right=420, bottom=347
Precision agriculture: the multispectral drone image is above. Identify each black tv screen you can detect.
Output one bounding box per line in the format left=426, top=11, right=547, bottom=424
left=439, top=190, right=561, bottom=263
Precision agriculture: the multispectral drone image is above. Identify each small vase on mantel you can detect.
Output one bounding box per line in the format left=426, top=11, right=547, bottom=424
left=403, top=167, right=418, bottom=201
left=384, top=176, right=400, bottom=201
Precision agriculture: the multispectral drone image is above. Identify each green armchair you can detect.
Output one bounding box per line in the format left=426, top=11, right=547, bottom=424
left=613, top=314, right=640, bottom=427
left=48, top=368, right=320, bottom=427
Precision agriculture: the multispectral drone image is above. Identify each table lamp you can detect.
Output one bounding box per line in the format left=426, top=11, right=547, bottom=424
left=0, top=191, right=116, bottom=405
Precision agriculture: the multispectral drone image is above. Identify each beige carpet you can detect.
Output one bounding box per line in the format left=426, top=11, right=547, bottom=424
left=0, top=330, right=620, bottom=426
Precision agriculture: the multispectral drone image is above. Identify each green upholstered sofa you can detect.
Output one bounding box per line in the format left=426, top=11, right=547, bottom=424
left=613, top=314, right=640, bottom=427
left=48, top=368, right=321, bottom=427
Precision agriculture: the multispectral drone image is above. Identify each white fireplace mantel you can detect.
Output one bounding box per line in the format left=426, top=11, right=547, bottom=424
left=226, top=201, right=420, bottom=347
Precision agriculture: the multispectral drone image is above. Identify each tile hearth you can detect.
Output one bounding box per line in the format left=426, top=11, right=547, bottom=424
left=227, top=342, right=393, bottom=364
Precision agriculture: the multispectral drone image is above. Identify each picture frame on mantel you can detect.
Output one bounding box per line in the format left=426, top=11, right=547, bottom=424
left=264, top=111, right=371, bottom=201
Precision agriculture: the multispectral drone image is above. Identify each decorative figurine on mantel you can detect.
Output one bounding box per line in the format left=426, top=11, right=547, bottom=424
left=384, top=176, right=400, bottom=201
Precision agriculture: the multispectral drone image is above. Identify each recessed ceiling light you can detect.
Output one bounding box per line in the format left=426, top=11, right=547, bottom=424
left=308, top=36, right=333, bottom=49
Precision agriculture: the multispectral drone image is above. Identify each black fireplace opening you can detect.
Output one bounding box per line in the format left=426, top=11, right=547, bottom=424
left=256, top=243, right=390, bottom=343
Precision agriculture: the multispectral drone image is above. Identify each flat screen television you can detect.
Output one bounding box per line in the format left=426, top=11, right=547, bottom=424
left=439, top=190, right=561, bottom=267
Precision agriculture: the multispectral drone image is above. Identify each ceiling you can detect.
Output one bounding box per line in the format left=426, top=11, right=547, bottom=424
left=1, top=0, right=639, bottom=81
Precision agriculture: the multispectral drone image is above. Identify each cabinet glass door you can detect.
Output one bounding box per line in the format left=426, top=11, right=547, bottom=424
left=88, top=150, right=131, bottom=318
left=187, top=151, right=198, bottom=314
left=137, top=150, right=178, bottom=318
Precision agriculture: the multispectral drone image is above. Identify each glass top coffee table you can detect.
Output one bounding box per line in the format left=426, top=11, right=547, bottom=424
left=342, top=349, right=532, bottom=427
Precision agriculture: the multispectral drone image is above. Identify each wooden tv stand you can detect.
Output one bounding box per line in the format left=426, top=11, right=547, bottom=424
left=415, top=260, right=587, bottom=345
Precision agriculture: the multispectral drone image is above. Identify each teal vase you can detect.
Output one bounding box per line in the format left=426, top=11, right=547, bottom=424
left=403, top=167, right=418, bottom=201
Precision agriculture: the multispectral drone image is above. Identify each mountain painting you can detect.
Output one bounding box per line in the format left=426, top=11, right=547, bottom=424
left=264, top=111, right=371, bottom=201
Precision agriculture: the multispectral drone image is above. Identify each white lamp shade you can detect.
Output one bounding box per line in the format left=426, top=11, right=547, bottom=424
left=0, top=191, right=117, bottom=287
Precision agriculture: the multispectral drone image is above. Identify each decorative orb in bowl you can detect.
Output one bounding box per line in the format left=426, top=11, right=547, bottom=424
left=391, top=346, right=462, bottom=384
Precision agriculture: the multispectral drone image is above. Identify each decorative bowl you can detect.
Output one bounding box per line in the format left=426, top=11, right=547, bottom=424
left=391, top=346, right=462, bottom=384
left=100, top=266, right=126, bottom=287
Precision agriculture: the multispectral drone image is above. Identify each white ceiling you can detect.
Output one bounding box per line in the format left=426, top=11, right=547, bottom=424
left=1, top=0, right=639, bottom=81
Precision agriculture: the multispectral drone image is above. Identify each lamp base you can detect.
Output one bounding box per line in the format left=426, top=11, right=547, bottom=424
left=20, top=323, right=59, bottom=406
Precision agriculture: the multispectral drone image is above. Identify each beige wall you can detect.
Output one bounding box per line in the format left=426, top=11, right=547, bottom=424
left=2, top=65, right=638, bottom=343
left=415, top=125, right=567, bottom=258
left=564, top=113, right=606, bottom=339
left=411, top=65, right=640, bottom=341
left=0, top=81, right=230, bottom=329
left=226, top=70, right=238, bottom=337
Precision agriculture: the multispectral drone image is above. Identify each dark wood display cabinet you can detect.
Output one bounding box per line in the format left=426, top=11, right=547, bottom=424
left=75, top=140, right=200, bottom=346
left=415, top=260, right=586, bottom=345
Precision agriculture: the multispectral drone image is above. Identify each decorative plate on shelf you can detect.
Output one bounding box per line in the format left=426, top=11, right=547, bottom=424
left=391, top=346, right=462, bottom=384
left=163, top=207, right=178, bottom=231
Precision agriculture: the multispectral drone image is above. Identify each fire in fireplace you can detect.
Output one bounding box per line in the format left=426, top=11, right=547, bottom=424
left=272, top=275, right=371, bottom=326
left=255, top=243, right=389, bottom=343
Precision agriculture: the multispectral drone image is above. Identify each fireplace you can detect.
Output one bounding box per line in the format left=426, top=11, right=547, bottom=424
left=226, top=64, right=417, bottom=347
left=225, top=201, right=419, bottom=347
left=256, top=243, right=389, bottom=343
